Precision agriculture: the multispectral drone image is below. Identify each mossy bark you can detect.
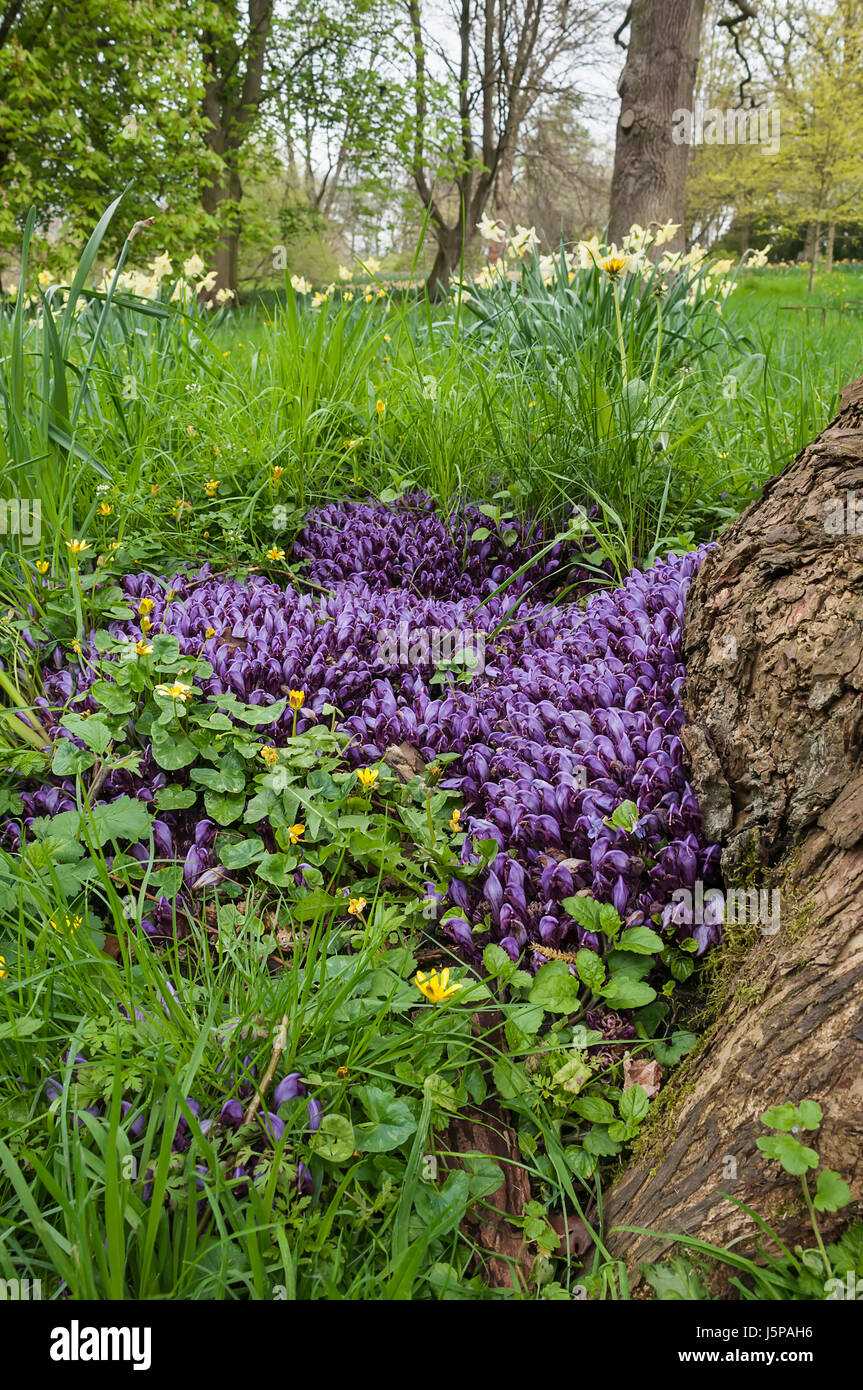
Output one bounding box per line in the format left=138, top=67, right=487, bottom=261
left=605, top=378, right=863, bottom=1273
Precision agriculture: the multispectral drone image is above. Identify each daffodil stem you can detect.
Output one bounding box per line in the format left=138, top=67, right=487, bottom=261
left=612, top=282, right=628, bottom=386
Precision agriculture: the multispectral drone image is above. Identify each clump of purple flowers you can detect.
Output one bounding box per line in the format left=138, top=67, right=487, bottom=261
left=45, top=1053, right=319, bottom=1198
left=15, top=494, right=721, bottom=963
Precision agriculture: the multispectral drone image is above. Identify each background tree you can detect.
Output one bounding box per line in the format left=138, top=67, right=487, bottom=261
left=404, top=0, right=605, bottom=297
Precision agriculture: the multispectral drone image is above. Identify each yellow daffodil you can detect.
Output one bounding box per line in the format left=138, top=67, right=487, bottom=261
left=260, top=745, right=279, bottom=767
left=348, top=896, right=367, bottom=917
left=288, top=689, right=305, bottom=711
left=204, top=478, right=220, bottom=497
left=155, top=681, right=193, bottom=702
left=35, top=560, right=49, bottom=575
left=65, top=538, right=91, bottom=555
left=134, top=639, right=152, bottom=656
left=288, top=822, right=305, bottom=844
left=266, top=546, right=285, bottom=562
left=356, top=767, right=379, bottom=791
left=415, top=968, right=463, bottom=1004
left=449, top=808, right=462, bottom=833
left=600, top=254, right=629, bottom=279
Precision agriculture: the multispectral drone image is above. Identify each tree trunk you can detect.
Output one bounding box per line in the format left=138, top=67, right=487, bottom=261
left=825, top=221, right=836, bottom=274
left=605, top=379, right=863, bottom=1277
left=202, top=164, right=242, bottom=299
left=426, top=227, right=463, bottom=301
left=608, top=0, right=706, bottom=252
left=807, top=221, right=821, bottom=293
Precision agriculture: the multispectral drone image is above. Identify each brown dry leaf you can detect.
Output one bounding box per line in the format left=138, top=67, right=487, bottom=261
left=382, top=741, right=427, bottom=781
left=623, top=1053, right=663, bottom=1098
left=548, top=1210, right=593, bottom=1256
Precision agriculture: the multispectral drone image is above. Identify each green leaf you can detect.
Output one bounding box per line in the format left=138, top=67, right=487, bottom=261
left=150, top=729, right=198, bottom=770
left=617, top=926, right=663, bottom=954
left=653, top=1030, right=699, bottom=1065
left=413, top=1171, right=470, bottom=1239
left=643, top=1257, right=709, bottom=1300
left=154, top=785, right=198, bottom=811
left=218, top=836, right=265, bottom=870
left=814, top=1169, right=853, bottom=1214
left=619, top=1083, right=650, bottom=1126
left=575, top=948, right=606, bottom=991
left=355, top=1086, right=417, bottom=1152
left=552, top=1054, right=592, bottom=1095
left=607, top=799, right=639, bottom=831
left=570, top=1094, right=616, bottom=1125
left=256, top=852, right=298, bottom=887
left=204, top=790, right=246, bottom=826
left=761, top=1100, right=822, bottom=1132
left=756, top=1134, right=819, bottom=1176
left=562, top=894, right=602, bottom=933
left=87, top=796, right=152, bottom=847
left=583, top=1126, right=621, bottom=1157
left=601, top=976, right=656, bottom=1009
left=310, top=1113, right=355, bottom=1163
left=60, top=713, right=112, bottom=755
left=51, top=740, right=95, bottom=776
left=529, top=960, right=581, bottom=1014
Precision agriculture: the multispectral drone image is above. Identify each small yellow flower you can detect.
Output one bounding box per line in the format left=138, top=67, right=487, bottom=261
left=288, top=689, right=305, bottom=711
left=415, top=968, right=463, bottom=1004
left=140, top=616, right=152, bottom=634
left=65, top=538, right=91, bottom=555
left=336, top=1065, right=349, bottom=1079
left=150, top=483, right=161, bottom=496
left=155, top=681, right=193, bottom=702
left=35, top=560, right=49, bottom=575
left=70, top=640, right=82, bottom=655
left=109, top=539, right=121, bottom=551
left=364, top=291, right=374, bottom=303
left=138, top=597, right=155, bottom=616
left=356, top=767, right=379, bottom=791
left=97, top=502, right=113, bottom=517
left=272, top=465, right=284, bottom=481
left=375, top=398, right=386, bottom=416
left=260, top=745, right=279, bottom=767
left=186, top=424, right=197, bottom=438
left=0, top=955, right=7, bottom=979
left=348, top=896, right=367, bottom=917
left=288, top=822, right=305, bottom=844
left=449, top=808, right=462, bottom=833
left=204, top=626, right=216, bottom=639
left=383, top=334, right=391, bottom=343
left=173, top=499, right=192, bottom=516
left=135, top=640, right=152, bottom=656
left=204, top=478, right=220, bottom=497
left=266, top=546, right=285, bottom=562
left=600, top=255, right=628, bottom=279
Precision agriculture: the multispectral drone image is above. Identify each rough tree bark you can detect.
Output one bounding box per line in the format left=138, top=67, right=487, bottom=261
left=608, top=0, right=706, bottom=252
left=605, top=380, right=863, bottom=1276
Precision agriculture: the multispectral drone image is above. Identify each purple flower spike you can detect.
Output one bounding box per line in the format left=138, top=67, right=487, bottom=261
left=274, top=1072, right=306, bottom=1105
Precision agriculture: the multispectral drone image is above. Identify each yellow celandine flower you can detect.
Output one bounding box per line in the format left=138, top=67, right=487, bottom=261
left=415, top=968, right=463, bottom=1004
left=135, top=640, right=152, bottom=656
left=288, top=822, right=305, bottom=844
left=449, top=808, right=462, bottom=833
left=266, top=546, right=285, bottom=562
left=600, top=255, right=628, bottom=279
left=375, top=398, right=386, bottom=416
left=336, top=1065, right=349, bottom=1079
left=272, top=465, right=284, bottom=481
left=138, top=597, right=155, bottom=616
left=36, top=560, right=49, bottom=574
left=155, top=681, right=193, bottom=702
left=65, top=538, right=91, bottom=555
left=0, top=954, right=7, bottom=979
left=140, top=616, right=152, bottom=634
left=356, top=767, right=378, bottom=790
left=97, top=502, right=113, bottom=517
left=204, top=626, right=216, bottom=638
left=348, top=896, right=367, bottom=916
left=174, top=499, right=192, bottom=515
left=260, top=745, right=279, bottom=767
left=288, top=689, right=305, bottom=711
left=204, top=478, right=220, bottom=497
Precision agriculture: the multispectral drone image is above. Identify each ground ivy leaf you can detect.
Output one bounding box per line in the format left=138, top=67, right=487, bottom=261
left=814, top=1169, right=853, bottom=1213
left=529, top=960, right=581, bottom=1013
left=756, top=1133, right=819, bottom=1175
